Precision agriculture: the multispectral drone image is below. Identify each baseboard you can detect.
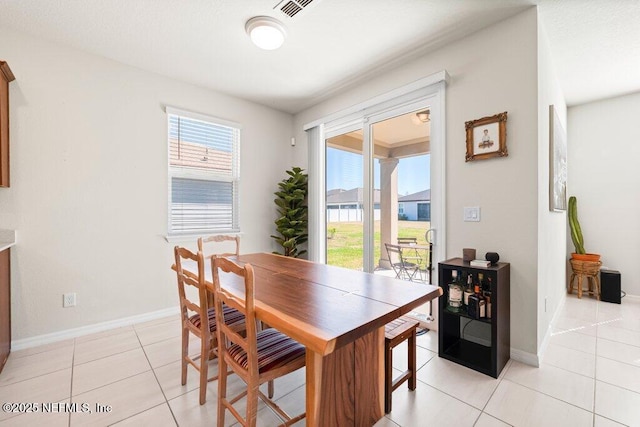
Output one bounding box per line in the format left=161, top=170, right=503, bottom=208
left=510, top=348, right=539, bottom=367
left=537, top=290, right=567, bottom=364
left=11, top=306, right=180, bottom=351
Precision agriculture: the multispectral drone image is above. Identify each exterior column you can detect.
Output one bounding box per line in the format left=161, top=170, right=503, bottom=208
left=379, top=158, right=399, bottom=269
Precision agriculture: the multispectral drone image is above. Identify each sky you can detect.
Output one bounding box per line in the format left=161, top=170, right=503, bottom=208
left=326, top=148, right=430, bottom=196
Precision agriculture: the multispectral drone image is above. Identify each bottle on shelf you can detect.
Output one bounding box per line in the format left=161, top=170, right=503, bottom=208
left=447, top=270, right=463, bottom=312
left=483, top=275, right=492, bottom=317
left=463, top=272, right=474, bottom=308
left=478, top=273, right=486, bottom=292
left=467, top=285, right=486, bottom=319
left=477, top=285, right=487, bottom=318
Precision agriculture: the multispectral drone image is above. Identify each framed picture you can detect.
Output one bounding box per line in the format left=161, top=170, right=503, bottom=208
left=465, top=112, right=508, bottom=162
left=549, top=105, right=567, bottom=211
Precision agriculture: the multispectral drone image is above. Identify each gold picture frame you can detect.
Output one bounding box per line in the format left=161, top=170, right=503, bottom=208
left=465, top=112, right=508, bottom=162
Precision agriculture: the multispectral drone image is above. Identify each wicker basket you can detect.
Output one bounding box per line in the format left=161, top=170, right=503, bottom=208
left=570, top=259, right=602, bottom=275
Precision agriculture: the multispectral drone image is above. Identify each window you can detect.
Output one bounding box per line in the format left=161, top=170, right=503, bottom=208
left=398, top=203, right=404, bottom=214
left=167, top=107, right=240, bottom=235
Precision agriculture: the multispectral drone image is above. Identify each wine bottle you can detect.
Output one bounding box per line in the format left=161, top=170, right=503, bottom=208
left=463, top=273, right=474, bottom=308
left=483, top=274, right=492, bottom=318
left=477, top=285, right=486, bottom=318
left=447, top=270, right=463, bottom=312
left=467, top=285, right=486, bottom=319
left=467, top=286, right=479, bottom=319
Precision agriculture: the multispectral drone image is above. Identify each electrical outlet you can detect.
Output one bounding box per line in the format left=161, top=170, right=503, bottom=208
left=63, top=293, right=76, bottom=308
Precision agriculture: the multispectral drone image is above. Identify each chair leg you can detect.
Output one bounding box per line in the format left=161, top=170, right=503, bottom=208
left=595, top=275, right=601, bottom=300
left=268, top=380, right=275, bottom=399
left=246, top=383, right=259, bottom=427
left=217, top=355, right=227, bottom=427
left=199, top=335, right=210, bottom=405
left=408, top=328, right=417, bottom=391
left=181, top=327, right=189, bottom=386
left=384, top=340, right=393, bottom=414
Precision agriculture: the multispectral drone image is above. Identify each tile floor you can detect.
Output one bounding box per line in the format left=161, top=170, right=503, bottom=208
left=0, top=293, right=638, bottom=426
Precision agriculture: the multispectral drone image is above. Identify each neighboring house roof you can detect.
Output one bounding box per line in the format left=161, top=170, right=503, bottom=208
left=326, top=188, right=381, bottom=205
left=398, top=189, right=431, bottom=202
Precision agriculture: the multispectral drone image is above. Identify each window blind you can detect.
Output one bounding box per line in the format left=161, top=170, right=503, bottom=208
left=167, top=109, right=240, bottom=235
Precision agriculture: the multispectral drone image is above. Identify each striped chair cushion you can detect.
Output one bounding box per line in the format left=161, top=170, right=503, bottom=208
left=189, top=305, right=245, bottom=332
left=227, top=328, right=305, bottom=374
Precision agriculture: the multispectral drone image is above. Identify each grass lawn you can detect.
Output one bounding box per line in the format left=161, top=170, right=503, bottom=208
left=326, top=220, right=431, bottom=270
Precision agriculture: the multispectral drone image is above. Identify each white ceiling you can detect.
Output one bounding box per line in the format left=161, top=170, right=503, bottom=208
left=0, top=0, right=638, bottom=113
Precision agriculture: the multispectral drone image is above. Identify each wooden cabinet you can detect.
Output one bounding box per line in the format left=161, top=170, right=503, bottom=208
left=0, top=248, right=10, bottom=373
left=0, top=61, right=15, bottom=188
left=438, top=258, right=510, bottom=378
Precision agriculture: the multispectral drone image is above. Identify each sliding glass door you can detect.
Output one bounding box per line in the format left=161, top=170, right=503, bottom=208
left=325, top=129, right=364, bottom=270
left=324, top=108, right=431, bottom=277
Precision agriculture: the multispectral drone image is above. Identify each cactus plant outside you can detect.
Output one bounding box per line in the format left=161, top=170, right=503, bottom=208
left=271, top=167, right=308, bottom=258
left=568, top=196, right=585, bottom=254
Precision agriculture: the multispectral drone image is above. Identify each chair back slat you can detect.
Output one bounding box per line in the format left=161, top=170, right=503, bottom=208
left=397, top=237, right=418, bottom=245
left=198, top=235, right=240, bottom=258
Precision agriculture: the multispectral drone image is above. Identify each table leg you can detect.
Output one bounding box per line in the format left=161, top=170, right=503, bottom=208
left=306, top=327, right=384, bottom=427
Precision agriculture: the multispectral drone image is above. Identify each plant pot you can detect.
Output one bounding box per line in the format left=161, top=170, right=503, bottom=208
left=571, top=253, right=601, bottom=262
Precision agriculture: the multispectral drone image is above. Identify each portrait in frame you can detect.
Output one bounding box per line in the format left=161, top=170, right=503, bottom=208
left=465, top=112, right=508, bottom=162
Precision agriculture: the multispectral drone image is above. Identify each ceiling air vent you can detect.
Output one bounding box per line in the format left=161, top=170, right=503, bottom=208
left=274, top=0, right=315, bottom=18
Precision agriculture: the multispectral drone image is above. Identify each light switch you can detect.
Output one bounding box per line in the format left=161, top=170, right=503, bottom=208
left=464, top=206, right=480, bottom=222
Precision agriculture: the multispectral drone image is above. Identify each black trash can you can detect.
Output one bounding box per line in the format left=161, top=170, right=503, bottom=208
left=600, top=269, right=621, bottom=304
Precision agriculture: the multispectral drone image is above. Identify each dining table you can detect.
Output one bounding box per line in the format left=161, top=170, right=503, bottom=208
left=178, top=252, right=441, bottom=426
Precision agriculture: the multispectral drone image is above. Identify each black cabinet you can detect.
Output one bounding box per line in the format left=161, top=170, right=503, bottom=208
left=438, top=258, right=510, bottom=378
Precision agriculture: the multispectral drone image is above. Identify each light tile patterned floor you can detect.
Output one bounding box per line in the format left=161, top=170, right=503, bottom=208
left=0, top=294, right=638, bottom=426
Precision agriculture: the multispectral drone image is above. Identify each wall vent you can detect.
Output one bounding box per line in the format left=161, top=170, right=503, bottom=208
left=274, top=0, right=315, bottom=18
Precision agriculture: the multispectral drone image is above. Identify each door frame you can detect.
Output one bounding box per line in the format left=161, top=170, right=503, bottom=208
left=305, top=72, right=448, bottom=283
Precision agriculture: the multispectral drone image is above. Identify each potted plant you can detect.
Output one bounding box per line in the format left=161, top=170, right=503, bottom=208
left=568, top=196, right=600, bottom=262
left=271, top=167, right=308, bottom=258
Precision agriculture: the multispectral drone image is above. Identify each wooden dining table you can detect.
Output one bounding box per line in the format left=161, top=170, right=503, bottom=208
left=178, top=252, right=441, bottom=426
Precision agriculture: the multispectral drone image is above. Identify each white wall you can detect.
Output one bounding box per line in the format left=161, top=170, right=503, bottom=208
left=293, top=9, right=541, bottom=357
left=0, top=27, right=294, bottom=340
left=568, top=92, right=640, bottom=296
left=536, top=19, right=568, bottom=355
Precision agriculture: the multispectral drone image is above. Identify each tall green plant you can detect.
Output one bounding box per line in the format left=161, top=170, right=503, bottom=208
left=568, top=196, right=585, bottom=254
left=271, top=167, right=308, bottom=257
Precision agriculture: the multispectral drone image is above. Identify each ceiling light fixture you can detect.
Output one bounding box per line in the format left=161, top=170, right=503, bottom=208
left=416, top=110, right=431, bottom=123
left=245, top=16, right=287, bottom=50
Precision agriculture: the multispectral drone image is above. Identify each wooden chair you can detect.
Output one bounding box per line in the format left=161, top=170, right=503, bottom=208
left=173, top=246, right=246, bottom=405
left=385, top=243, right=421, bottom=281
left=198, top=234, right=240, bottom=258
left=384, top=316, right=419, bottom=413
left=212, top=256, right=306, bottom=427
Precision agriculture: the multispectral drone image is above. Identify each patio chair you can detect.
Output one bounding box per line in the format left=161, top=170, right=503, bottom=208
left=385, top=243, right=421, bottom=281
left=397, top=237, right=423, bottom=266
